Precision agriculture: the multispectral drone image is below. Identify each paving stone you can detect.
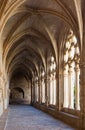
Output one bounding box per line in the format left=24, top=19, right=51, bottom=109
left=0, top=105, right=75, bottom=130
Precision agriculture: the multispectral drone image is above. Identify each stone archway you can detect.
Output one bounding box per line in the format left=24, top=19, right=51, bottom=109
left=10, top=87, right=24, bottom=104
left=9, top=70, right=31, bottom=105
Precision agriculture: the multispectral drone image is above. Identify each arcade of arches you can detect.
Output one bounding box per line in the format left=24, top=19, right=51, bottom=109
left=0, top=0, right=85, bottom=129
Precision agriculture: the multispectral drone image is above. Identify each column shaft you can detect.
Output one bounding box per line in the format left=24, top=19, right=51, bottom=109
left=63, top=71, right=69, bottom=108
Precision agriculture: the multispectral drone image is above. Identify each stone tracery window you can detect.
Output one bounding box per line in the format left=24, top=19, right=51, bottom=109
left=63, top=30, right=80, bottom=110
left=49, top=56, right=56, bottom=105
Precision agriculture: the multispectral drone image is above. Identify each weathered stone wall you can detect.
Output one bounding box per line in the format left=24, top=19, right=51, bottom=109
left=10, top=75, right=31, bottom=104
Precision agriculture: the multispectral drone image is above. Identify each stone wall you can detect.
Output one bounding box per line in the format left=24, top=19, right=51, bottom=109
left=10, top=75, right=31, bottom=104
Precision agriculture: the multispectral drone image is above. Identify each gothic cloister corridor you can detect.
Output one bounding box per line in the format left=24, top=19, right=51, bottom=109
left=0, top=0, right=85, bottom=129
left=0, top=105, right=74, bottom=130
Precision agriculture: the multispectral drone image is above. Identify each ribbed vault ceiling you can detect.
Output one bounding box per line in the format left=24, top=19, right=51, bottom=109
left=0, top=0, right=82, bottom=80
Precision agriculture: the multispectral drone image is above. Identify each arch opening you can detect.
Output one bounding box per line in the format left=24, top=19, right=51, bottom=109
left=9, top=69, right=32, bottom=105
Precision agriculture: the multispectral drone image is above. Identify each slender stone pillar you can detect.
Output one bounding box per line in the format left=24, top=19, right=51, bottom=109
left=79, top=62, right=85, bottom=130
left=34, top=81, right=37, bottom=103
left=4, top=80, right=9, bottom=109
left=33, top=85, right=35, bottom=103
left=38, top=78, right=41, bottom=104
left=63, top=69, right=69, bottom=108
left=53, top=77, right=56, bottom=105
left=41, top=79, right=45, bottom=103
left=68, top=66, right=74, bottom=109
left=45, top=75, right=50, bottom=107
left=32, top=78, right=36, bottom=104
left=79, top=27, right=85, bottom=129
left=40, top=78, right=42, bottom=104
left=75, top=65, right=80, bottom=110
left=0, top=88, right=3, bottom=116
left=49, top=76, right=52, bottom=105
left=35, top=80, right=38, bottom=102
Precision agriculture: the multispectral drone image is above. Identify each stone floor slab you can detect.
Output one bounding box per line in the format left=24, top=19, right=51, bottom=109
left=0, top=105, right=75, bottom=130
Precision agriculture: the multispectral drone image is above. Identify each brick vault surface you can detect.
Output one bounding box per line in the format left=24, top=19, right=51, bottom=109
left=1, top=105, right=75, bottom=130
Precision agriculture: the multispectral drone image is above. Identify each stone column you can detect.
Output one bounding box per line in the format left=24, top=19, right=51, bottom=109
left=68, top=66, right=74, bottom=109
left=63, top=69, right=69, bottom=108
left=8, top=88, right=10, bottom=107
left=0, top=34, right=4, bottom=114
left=0, top=88, right=3, bottom=116
left=0, top=76, right=5, bottom=112
left=4, top=79, right=9, bottom=109
left=47, top=77, right=50, bottom=106
left=53, top=76, right=56, bottom=105
left=31, top=80, right=33, bottom=104
left=40, top=78, right=42, bottom=104
left=45, top=75, right=50, bottom=107
left=36, top=81, right=38, bottom=102
left=38, top=78, right=41, bottom=104
left=1, top=76, right=7, bottom=111
left=57, top=72, right=64, bottom=111
left=41, top=78, right=43, bottom=103
left=31, top=79, right=35, bottom=104
left=52, top=77, right=54, bottom=105
left=79, top=62, right=85, bottom=130
left=33, top=85, right=35, bottom=103
left=41, top=78, right=45, bottom=103
left=78, top=21, right=85, bottom=128
left=49, top=76, right=52, bottom=105
left=34, top=82, right=37, bottom=103
left=75, top=65, right=80, bottom=110
left=0, top=50, right=2, bottom=73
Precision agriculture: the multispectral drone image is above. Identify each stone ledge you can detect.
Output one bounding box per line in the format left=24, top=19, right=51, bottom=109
left=62, top=108, right=80, bottom=116
left=33, top=103, right=79, bottom=129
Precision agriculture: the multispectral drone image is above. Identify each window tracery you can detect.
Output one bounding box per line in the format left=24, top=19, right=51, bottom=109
left=63, top=30, right=80, bottom=110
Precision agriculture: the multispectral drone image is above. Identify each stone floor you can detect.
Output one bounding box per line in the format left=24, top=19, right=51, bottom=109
left=0, top=105, right=75, bottom=130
